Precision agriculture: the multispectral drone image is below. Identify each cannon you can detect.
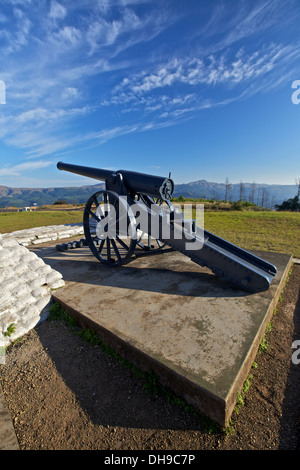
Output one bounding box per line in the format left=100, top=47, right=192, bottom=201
left=57, top=161, right=277, bottom=293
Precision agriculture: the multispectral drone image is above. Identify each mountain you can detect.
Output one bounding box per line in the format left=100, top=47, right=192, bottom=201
left=0, top=183, right=105, bottom=208
left=173, top=180, right=299, bottom=208
left=0, top=180, right=298, bottom=208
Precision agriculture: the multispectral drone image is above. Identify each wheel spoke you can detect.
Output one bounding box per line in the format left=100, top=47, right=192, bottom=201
left=106, top=238, right=111, bottom=262
left=98, top=239, right=105, bottom=254
left=84, top=190, right=137, bottom=266
left=93, top=196, right=105, bottom=218
left=103, top=192, right=109, bottom=217
left=88, top=208, right=100, bottom=222
left=137, top=231, right=145, bottom=243
left=92, top=194, right=99, bottom=207
left=111, top=239, right=122, bottom=263
left=116, top=235, right=129, bottom=251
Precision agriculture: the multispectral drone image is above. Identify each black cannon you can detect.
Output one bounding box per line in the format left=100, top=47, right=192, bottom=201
left=57, top=161, right=277, bottom=293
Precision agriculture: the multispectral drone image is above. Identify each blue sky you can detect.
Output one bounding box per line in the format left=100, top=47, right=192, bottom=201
left=0, top=0, right=300, bottom=188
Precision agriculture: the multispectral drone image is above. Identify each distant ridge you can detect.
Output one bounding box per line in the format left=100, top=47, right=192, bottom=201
left=0, top=183, right=105, bottom=208
left=173, top=180, right=299, bottom=208
left=0, top=180, right=298, bottom=208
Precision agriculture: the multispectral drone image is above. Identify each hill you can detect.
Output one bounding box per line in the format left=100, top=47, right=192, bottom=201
left=0, top=180, right=298, bottom=208
left=173, top=180, right=299, bottom=208
left=0, top=183, right=105, bottom=208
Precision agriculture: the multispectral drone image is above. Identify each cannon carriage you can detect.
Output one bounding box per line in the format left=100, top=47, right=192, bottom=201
left=57, top=161, right=277, bottom=293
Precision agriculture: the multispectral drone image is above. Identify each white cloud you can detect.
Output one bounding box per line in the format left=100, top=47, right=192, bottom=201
left=52, top=25, right=81, bottom=45
left=86, top=8, right=142, bottom=53
left=117, top=43, right=289, bottom=96
left=0, top=0, right=300, bottom=173
left=49, top=1, right=67, bottom=20
left=61, top=87, right=79, bottom=101
left=0, top=160, right=53, bottom=176
left=1, top=16, right=32, bottom=54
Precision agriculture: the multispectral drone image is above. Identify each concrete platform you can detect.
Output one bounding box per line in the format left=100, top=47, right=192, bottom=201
left=31, top=242, right=292, bottom=427
left=0, top=386, right=19, bottom=450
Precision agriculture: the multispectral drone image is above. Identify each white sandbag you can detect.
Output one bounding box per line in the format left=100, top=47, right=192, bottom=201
left=45, top=271, right=63, bottom=285
left=50, top=279, right=65, bottom=290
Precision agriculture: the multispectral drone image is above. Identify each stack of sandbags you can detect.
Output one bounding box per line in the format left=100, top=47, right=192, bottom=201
left=0, top=234, right=65, bottom=347
left=1, top=223, right=84, bottom=247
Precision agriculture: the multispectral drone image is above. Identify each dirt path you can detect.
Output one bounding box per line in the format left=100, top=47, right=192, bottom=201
left=0, top=265, right=299, bottom=451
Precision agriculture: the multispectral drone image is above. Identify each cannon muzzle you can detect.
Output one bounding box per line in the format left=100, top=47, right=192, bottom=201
left=57, top=161, right=174, bottom=200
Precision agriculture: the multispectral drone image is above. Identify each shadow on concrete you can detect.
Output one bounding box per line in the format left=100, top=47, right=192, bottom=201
left=35, top=319, right=207, bottom=432
left=30, top=244, right=292, bottom=435
left=31, top=245, right=250, bottom=299
left=279, top=285, right=300, bottom=450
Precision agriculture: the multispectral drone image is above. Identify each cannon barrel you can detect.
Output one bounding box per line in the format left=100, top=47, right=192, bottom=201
left=57, top=161, right=174, bottom=200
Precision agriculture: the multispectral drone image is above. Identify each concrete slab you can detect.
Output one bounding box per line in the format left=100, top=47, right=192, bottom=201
left=31, top=242, right=292, bottom=427
left=0, top=385, right=19, bottom=450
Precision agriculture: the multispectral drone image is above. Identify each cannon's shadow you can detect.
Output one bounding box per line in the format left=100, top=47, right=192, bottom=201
left=35, top=318, right=207, bottom=432
left=30, top=244, right=250, bottom=299
left=279, top=285, right=300, bottom=449
left=31, top=244, right=220, bottom=433
left=29, top=243, right=284, bottom=436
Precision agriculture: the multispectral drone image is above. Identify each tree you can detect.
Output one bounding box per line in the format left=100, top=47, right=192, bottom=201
left=224, top=177, right=232, bottom=202
left=275, top=195, right=300, bottom=212
left=239, top=181, right=244, bottom=202
left=250, top=181, right=256, bottom=204
left=53, top=200, right=68, bottom=205
left=261, top=188, right=269, bottom=208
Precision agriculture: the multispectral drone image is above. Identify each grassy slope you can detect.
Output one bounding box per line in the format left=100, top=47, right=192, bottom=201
left=203, top=211, right=300, bottom=258
left=0, top=210, right=83, bottom=233
left=0, top=209, right=299, bottom=258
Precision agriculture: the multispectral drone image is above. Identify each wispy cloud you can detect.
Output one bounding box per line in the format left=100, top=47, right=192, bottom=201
left=0, top=0, right=300, bottom=183
left=113, top=44, right=293, bottom=94
left=49, top=1, right=67, bottom=21
left=103, top=40, right=299, bottom=123
left=0, top=160, right=53, bottom=176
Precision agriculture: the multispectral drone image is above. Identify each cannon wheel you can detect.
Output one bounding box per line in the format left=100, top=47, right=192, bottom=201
left=136, top=194, right=173, bottom=252
left=83, top=190, right=137, bottom=267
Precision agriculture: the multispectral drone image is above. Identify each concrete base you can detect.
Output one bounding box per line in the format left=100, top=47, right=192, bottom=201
left=31, top=242, right=292, bottom=427
left=0, top=386, right=19, bottom=450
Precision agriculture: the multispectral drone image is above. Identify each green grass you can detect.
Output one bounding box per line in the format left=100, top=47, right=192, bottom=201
left=202, top=211, right=300, bottom=258
left=0, top=210, right=83, bottom=233
left=1, top=209, right=299, bottom=258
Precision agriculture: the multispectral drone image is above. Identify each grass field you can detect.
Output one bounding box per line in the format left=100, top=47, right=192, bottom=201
left=0, top=209, right=299, bottom=258
left=203, top=210, right=300, bottom=258
left=0, top=210, right=83, bottom=233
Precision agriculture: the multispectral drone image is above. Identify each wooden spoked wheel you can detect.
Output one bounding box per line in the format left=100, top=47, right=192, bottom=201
left=83, top=190, right=137, bottom=266
left=136, top=194, right=174, bottom=252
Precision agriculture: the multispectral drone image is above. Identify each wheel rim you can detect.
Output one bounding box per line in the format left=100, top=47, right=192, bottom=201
left=83, top=190, right=137, bottom=266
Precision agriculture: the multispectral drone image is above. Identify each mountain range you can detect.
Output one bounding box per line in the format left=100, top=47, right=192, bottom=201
left=0, top=180, right=298, bottom=208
